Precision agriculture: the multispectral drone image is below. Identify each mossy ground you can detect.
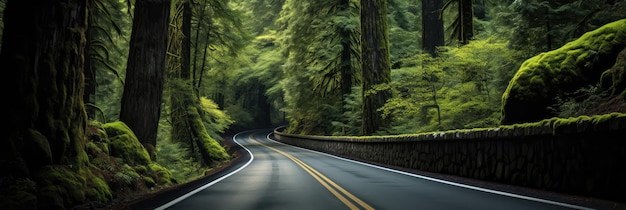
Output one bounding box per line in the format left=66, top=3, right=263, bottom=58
left=2, top=120, right=181, bottom=209
left=85, top=121, right=175, bottom=203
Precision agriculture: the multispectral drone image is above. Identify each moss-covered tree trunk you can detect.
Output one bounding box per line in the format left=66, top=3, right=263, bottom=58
left=360, top=0, right=392, bottom=135
left=1, top=0, right=88, bottom=173
left=0, top=0, right=91, bottom=207
left=168, top=0, right=228, bottom=167
left=170, top=0, right=200, bottom=164
left=168, top=0, right=195, bottom=159
left=120, top=0, right=171, bottom=160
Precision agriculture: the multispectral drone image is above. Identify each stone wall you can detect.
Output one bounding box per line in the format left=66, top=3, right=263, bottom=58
left=273, top=113, right=626, bottom=203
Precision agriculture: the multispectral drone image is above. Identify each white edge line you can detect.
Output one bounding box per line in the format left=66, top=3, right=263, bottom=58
left=154, top=132, right=255, bottom=210
left=266, top=132, right=593, bottom=210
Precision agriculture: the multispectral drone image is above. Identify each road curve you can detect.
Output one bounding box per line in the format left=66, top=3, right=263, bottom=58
left=154, top=129, right=590, bottom=210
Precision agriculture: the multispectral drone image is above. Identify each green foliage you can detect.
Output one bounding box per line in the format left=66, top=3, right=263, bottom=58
left=232, top=0, right=285, bottom=35
left=199, top=97, right=235, bottom=140
left=549, top=84, right=610, bottom=118
left=331, top=87, right=363, bottom=136
left=156, top=138, right=205, bottom=182
left=388, top=0, right=420, bottom=66
left=191, top=0, right=626, bottom=137
left=277, top=0, right=363, bottom=135
left=497, top=0, right=626, bottom=56
left=92, top=0, right=131, bottom=122
left=381, top=36, right=521, bottom=134
left=217, top=31, right=284, bottom=130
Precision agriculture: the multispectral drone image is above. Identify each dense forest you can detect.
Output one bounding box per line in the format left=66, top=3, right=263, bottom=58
left=1, top=0, right=625, bottom=209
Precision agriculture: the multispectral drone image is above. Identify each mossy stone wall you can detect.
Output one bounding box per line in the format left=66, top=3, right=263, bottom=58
left=274, top=113, right=626, bottom=203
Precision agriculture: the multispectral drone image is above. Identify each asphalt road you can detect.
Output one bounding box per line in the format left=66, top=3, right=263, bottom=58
left=153, top=129, right=591, bottom=210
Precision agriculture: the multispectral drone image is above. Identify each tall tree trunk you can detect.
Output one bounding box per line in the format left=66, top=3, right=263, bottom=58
left=192, top=0, right=208, bottom=92
left=120, top=0, right=171, bottom=160
left=181, top=0, right=211, bottom=166
left=422, top=0, right=445, bottom=56
left=182, top=0, right=191, bottom=80
left=360, top=0, right=392, bottom=135
left=1, top=0, right=88, bottom=168
left=1, top=0, right=89, bottom=207
left=198, top=11, right=212, bottom=97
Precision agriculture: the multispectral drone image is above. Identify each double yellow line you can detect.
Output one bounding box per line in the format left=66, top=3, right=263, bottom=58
left=248, top=136, right=374, bottom=210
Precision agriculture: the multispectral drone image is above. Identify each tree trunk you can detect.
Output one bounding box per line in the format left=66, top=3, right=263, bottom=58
left=360, top=0, right=392, bottom=135
left=192, top=0, right=208, bottom=92
left=0, top=0, right=93, bottom=208
left=120, top=0, right=171, bottom=160
left=182, top=0, right=192, bottom=80
left=422, top=0, right=445, bottom=56
left=1, top=0, right=88, bottom=169
left=198, top=11, right=212, bottom=97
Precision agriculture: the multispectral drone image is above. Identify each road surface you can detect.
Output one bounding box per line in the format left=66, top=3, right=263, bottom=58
left=154, top=129, right=590, bottom=210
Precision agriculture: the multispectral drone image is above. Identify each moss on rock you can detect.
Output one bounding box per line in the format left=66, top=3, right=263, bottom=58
left=148, top=163, right=175, bottom=185
left=502, top=19, right=626, bottom=124
left=103, top=121, right=151, bottom=166
left=86, top=121, right=175, bottom=202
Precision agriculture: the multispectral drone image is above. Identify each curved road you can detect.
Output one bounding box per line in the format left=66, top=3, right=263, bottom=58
left=154, top=129, right=590, bottom=210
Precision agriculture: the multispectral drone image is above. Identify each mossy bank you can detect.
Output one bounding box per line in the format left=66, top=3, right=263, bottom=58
left=502, top=19, right=626, bottom=124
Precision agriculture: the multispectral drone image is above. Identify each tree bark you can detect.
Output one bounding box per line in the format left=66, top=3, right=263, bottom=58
left=360, top=0, right=392, bottom=135
left=120, top=0, right=171, bottom=160
left=1, top=0, right=88, bottom=170
left=182, top=0, right=192, bottom=80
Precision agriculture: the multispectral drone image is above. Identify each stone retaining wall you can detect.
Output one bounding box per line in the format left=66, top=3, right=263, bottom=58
left=273, top=113, right=626, bottom=203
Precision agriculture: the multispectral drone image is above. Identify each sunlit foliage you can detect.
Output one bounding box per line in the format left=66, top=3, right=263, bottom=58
left=381, top=37, right=522, bottom=134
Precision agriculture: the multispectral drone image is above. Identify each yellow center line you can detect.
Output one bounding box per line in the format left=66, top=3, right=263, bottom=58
left=248, top=135, right=375, bottom=210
